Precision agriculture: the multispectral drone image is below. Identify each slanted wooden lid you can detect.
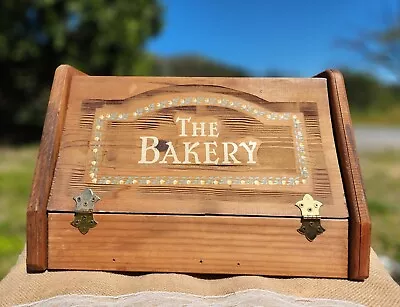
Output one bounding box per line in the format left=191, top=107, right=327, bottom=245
left=47, top=76, right=347, bottom=218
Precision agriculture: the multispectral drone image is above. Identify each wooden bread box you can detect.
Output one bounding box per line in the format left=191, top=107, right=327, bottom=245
left=27, top=65, right=371, bottom=280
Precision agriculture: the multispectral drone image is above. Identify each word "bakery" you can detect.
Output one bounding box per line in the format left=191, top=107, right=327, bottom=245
left=138, top=117, right=258, bottom=165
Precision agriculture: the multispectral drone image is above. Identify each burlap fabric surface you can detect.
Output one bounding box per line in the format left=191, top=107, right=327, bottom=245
left=0, top=248, right=399, bottom=306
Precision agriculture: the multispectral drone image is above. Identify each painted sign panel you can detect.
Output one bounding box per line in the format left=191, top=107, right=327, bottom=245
left=47, top=79, right=346, bottom=218
left=88, top=95, right=309, bottom=189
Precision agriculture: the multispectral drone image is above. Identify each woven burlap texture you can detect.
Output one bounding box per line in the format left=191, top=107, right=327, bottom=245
left=0, top=248, right=399, bottom=306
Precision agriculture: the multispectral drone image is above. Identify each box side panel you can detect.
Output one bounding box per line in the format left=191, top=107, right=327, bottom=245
left=315, top=70, right=371, bottom=280
left=48, top=213, right=348, bottom=278
left=26, top=65, right=86, bottom=272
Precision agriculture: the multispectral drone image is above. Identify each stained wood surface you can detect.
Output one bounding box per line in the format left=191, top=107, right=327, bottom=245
left=316, top=70, right=371, bottom=280
left=47, top=77, right=347, bottom=219
left=48, top=213, right=349, bottom=278
left=26, top=65, right=86, bottom=272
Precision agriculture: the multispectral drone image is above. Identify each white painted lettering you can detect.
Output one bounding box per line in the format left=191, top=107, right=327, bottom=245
left=204, top=141, right=219, bottom=164
left=183, top=142, right=201, bottom=164
left=239, top=141, right=257, bottom=164
left=209, top=122, right=219, bottom=137
left=192, top=122, right=206, bottom=137
left=222, top=142, right=241, bottom=164
left=159, top=142, right=181, bottom=164
left=138, top=136, right=160, bottom=164
left=175, top=117, right=191, bottom=137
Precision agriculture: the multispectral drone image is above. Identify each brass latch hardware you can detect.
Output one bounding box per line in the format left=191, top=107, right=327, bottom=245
left=71, top=188, right=100, bottom=234
left=295, top=194, right=325, bottom=242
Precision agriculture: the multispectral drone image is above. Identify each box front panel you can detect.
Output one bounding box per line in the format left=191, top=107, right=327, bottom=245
left=48, top=77, right=347, bottom=218
left=48, top=213, right=348, bottom=278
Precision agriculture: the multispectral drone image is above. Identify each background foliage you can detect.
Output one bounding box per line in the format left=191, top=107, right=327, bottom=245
left=0, top=0, right=162, bottom=142
left=340, top=5, right=400, bottom=83
left=1, top=1, right=400, bottom=145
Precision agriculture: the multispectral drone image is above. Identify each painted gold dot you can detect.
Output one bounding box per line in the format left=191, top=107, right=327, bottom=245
left=268, top=180, right=273, bottom=185
left=99, top=115, right=104, bottom=119
left=230, top=102, right=234, bottom=106
left=106, top=180, right=111, bottom=184
left=213, top=180, right=219, bottom=185
left=133, top=112, right=137, bottom=117
left=96, top=125, right=101, bottom=130
left=93, top=148, right=98, bottom=153
left=173, top=180, right=178, bottom=185
left=302, top=179, right=307, bottom=184
left=204, top=98, right=209, bottom=103
left=241, top=104, right=246, bottom=109
left=168, top=101, right=173, bottom=106
left=89, top=173, right=95, bottom=178
left=156, top=103, right=161, bottom=107
left=159, top=179, right=165, bottom=184
left=91, top=161, right=96, bottom=166
left=193, top=98, right=197, bottom=103
left=254, top=110, right=258, bottom=114
left=118, top=114, right=123, bottom=119
left=227, top=179, right=232, bottom=185
left=146, top=180, right=151, bottom=184
left=144, top=107, right=149, bottom=111
left=106, top=114, right=111, bottom=118
left=293, top=115, right=297, bottom=119
left=132, top=179, right=137, bottom=184
left=94, top=137, right=100, bottom=141
left=92, top=178, right=97, bottom=183
left=254, top=180, right=260, bottom=185
left=186, top=180, right=191, bottom=184
left=217, top=99, right=222, bottom=104
left=295, top=180, right=300, bottom=185
left=240, top=180, right=246, bottom=185
left=200, top=180, right=205, bottom=185
left=119, top=180, right=124, bottom=184
left=281, top=180, right=286, bottom=185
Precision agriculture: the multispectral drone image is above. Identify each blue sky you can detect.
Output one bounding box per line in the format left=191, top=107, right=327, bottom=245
left=146, top=0, right=398, bottom=81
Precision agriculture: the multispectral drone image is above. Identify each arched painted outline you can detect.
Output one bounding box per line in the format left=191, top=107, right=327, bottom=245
left=89, top=95, right=309, bottom=187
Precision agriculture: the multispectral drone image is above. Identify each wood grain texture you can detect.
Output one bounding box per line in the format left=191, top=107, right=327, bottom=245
left=47, top=77, right=348, bottom=219
left=48, top=213, right=349, bottom=278
left=315, top=70, right=371, bottom=280
left=29, top=68, right=360, bottom=279
left=26, top=65, right=86, bottom=272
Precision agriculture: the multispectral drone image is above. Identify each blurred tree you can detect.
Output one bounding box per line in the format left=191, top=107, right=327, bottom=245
left=343, top=70, right=382, bottom=110
left=151, top=55, right=248, bottom=77
left=0, top=0, right=162, bottom=142
left=262, top=70, right=290, bottom=77
left=340, top=5, right=400, bottom=83
left=343, top=69, right=400, bottom=111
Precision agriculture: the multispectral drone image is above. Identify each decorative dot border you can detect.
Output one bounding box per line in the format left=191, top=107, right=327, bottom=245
left=89, top=96, right=309, bottom=186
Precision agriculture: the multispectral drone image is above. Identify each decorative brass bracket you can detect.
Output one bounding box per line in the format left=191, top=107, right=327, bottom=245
left=295, top=194, right=325, bottom=242
left=71, top=188, right=100, bottom=234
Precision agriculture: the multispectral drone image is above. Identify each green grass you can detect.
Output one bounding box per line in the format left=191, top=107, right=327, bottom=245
left=0, top=145, right=37, bottom=279
left=0, top=145, right=399, bottom=280
left=359, top=150, right=400, bottom=263
left=351, top=107, right=400, bottom=126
